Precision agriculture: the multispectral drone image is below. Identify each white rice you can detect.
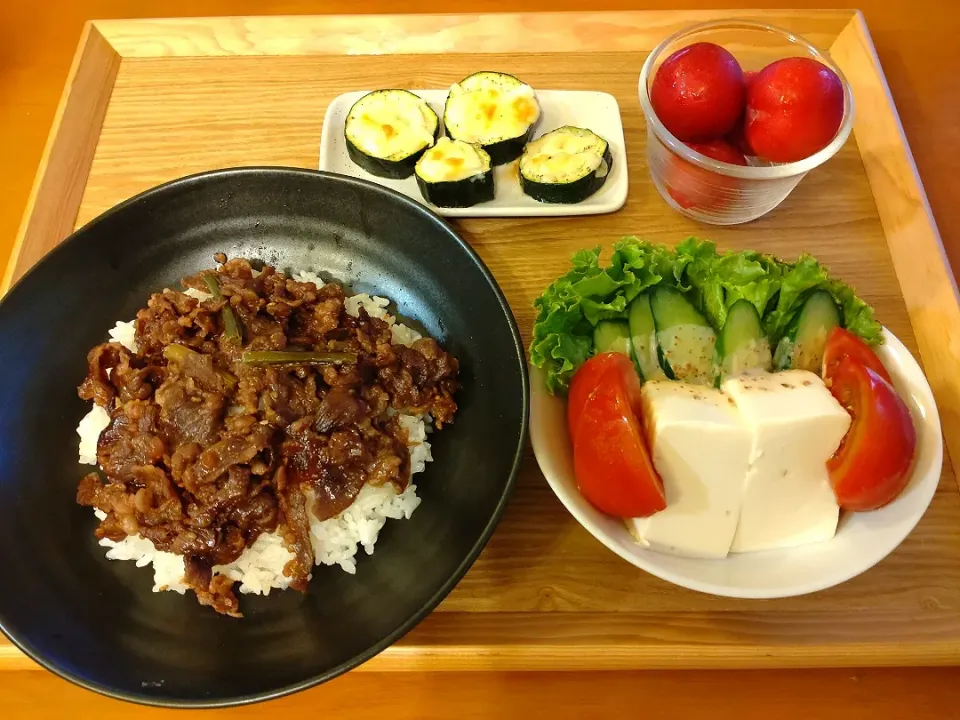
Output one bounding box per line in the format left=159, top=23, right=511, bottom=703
left=77, top=405, right=110, bottom=465
left=108, top=321, right=138, bottom=353
left=80, top=280, right=432, bottom=598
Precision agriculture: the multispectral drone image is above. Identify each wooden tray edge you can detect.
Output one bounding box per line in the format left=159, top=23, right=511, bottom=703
left=2, top=23, right=120, bottom=293
left=89, top=11, right=855, bottom=59
left=5, top=635, right=959, bottom=673
left=3, top=9, right=960, bottom=674
left=830, top=14, right=960, bottom=485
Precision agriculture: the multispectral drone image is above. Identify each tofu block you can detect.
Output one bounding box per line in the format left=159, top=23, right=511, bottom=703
left=627, top=381, right=753, bottom=558
left=722, top=370, right=850, bottom=553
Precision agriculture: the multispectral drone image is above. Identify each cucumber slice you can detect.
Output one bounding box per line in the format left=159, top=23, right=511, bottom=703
left=593, top=320, right=632, bottom=356
left=627, top=293, right=667, bottom=382
left=650, top=286, right=717, bottom=386
left=718, top=300, right=772, bottom=378
left=772, top=335, right=794, bottom=371
left=773, top=290, right=840, bottom=372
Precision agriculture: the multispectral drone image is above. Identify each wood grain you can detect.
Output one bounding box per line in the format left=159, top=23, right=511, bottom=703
left=4, top=667, right=960, bottom=720
left=1, top=23, right=119, bottom=290
left=830, top=12, right=960, bottom=507
left=4, top=0, right=960, bottom=275
left=3, top=12, right=960, bottom=675
left=4, top=2, right=960, bottom=715
left=91, top=11, right=852, bottom=58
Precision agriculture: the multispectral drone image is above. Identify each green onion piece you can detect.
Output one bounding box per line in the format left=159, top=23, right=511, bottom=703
left=162, top=344, right=192, bottom=364
left=162, top=344, right=238, bottom=390
left=201, top=273, right=222, bottom=299
left=241, top=350, right=358, bottom=366
left=202, top=273, right=241, bottom=343
left=217, top=369, right=239, bottom=391
left=221, top=307, right=241, bottom=344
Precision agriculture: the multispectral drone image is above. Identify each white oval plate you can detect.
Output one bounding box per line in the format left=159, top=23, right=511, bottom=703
left=529, top=328, right=943, bottom=599
left=318, top=89, right=628, bottom=218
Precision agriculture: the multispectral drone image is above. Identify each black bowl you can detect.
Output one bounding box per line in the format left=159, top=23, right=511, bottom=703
left=0, top=168, right=527, bottom=707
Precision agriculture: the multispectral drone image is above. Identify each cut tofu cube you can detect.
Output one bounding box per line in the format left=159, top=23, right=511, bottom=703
left=627, top=381, right=753, bottom=559
left=722, top=370, right=851, bottom=553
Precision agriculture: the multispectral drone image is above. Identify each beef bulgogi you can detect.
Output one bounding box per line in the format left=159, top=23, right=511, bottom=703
left=77, top=256, right=459, bottom=616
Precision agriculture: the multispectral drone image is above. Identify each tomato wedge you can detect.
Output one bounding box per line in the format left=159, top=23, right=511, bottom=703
left=827, top=357, right=917, bottom=511
left=822, top=327, right=892, bottom=385
left=570, top=356, right=666, bottom=518
left=567, top=353, right=641, bottom=440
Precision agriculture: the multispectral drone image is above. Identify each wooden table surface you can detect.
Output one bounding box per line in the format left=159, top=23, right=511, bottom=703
left=1, top=0, right=959, bottom=717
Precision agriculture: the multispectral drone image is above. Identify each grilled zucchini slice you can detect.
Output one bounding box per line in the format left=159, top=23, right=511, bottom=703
left=344, top=90, right=439, bottom=179
left=415, top=138, right=495, bottom=208
left=519, top=126, right=612, bottom=204
left=443, top=71, right=541, bottom=166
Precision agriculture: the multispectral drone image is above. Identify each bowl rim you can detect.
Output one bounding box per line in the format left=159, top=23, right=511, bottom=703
left=0, top=166, right=530, bottom=708
left=637, top=19, right=855, bottom=180
left=529, top=327, right=942, bottom=599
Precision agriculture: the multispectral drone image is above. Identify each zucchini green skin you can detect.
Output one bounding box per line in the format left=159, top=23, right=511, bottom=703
left=344, top=90, right=440, bottom=179
left=345, top=123, right=440, bottom=180
left=443, top=72, right=539, bottom=166
left=479, top=129, right=537, bottom=166
left=415, top=171, right=495, bottom=208
left=520, top=145, right=613, bottom=204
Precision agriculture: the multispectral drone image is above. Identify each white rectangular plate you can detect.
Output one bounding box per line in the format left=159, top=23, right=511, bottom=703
left=319, top=89, right=628, bottom=218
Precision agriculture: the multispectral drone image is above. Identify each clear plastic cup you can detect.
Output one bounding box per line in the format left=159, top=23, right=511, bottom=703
left=638, top=20, right=854, bottom=225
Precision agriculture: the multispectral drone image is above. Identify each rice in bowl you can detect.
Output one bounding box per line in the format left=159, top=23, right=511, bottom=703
left=76, top=262, right=458, bottom=614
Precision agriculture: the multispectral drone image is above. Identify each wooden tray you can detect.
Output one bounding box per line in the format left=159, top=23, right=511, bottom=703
left=4, top=10, right=960, bottom=672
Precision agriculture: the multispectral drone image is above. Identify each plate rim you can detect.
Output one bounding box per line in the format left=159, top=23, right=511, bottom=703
left=318, top=88, right=629, bottom=218
left=0, top=166, right=531, bottom=708
left=529, top=327, right=943, bottom=600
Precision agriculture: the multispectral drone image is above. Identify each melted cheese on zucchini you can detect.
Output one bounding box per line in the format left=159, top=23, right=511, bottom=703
left=445, top=73, right=540, bottom=145
left=416, top=138, right=490, bottom=183
left=520, top=127, right=609, bottom=184
left=345, top=90, right=437, bottom=161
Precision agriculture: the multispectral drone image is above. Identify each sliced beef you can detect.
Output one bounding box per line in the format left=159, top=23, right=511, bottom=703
left=185, top=556, right=241, bottom=618
left=155, top=379, right=226, bottom=447
left=379, top=338, right=459, bottom=426
left=179, top=423, right=274, bottom=493
left=97, top=401, right=165, bottom=478
left=128, top=465, right=182, bottom=525
left=314, top=387, right=367, bottom=433
left=174, top=350, right=221, bottom=391
left=282, top=428, right=366, bottom=521
left=262, top=370, right=321, bottom=427
left=135, top=290, right=215, bottom=357
left=76, top=255, right=459, bottom=616
left=78, top=343, right=131, bottom=407
left=275, top=466, right=314, bottom=590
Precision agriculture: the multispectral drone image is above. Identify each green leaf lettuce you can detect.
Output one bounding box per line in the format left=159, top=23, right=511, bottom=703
left=530, top=238, right=883, bottom=393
